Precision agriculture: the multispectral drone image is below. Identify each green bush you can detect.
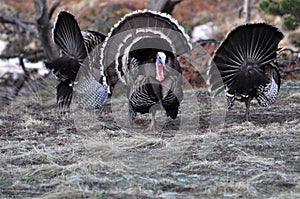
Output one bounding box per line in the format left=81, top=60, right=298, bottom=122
left=260, top=0, right=300, bottom=31
left=260, top=0, right=300, bottom=47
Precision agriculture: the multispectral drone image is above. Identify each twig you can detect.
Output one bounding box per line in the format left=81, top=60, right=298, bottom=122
left=147, top=0, right=182, bottom=14
left=13, top=56, right=31, bottom=97
left=0, top=48, right=44, bottom=59
left=284, top=66, right=300, bottom=73
left=277, top=59, right=298, bottom=65
left=48, top=0, right=61, bottom=20
left=278, top=47, right=300, bottom=54
left=197, top=39, right=220, bottom=45
left=0, top=13, right=37, bottom=34
left=34, top=0, right=59, bottom=61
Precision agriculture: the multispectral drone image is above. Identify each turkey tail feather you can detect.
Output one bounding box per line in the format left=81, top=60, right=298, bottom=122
left=53, top=11, right=87, bottom=62
left=56, top=81, right=73, bottom=110
left=48, top=11, right=108, bottom=109
left=81, top=30, right=106, bottom=53
left=209, top=23, right=284, bottom=95
left=46, top=11, right=87, bottom=109
left=101, top=9, right=192, bottom=86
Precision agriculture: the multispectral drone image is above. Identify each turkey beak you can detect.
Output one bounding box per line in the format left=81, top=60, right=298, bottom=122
left=156, top=56, right=166, bottom=82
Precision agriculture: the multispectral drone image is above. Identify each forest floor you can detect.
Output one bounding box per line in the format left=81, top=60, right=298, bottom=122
left=1, top=0, right=299, bottom=198
left=0, top=77, right=299, bottom=198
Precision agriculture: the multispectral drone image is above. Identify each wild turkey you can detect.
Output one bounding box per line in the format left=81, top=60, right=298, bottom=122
left=208, top=23, right=284, bottom=121
left=101, top=10, right=192, bottom=130
left=45, top=11, right=108, bottom=110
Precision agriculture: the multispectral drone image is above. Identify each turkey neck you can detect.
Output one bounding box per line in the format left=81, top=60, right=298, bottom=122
left=156, top=61, right=165, bottom=82
left=149, top=76, right=174, bottom=106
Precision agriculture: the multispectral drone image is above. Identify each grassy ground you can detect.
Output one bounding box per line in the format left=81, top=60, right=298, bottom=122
left=0, top=78, right=299, bottom=198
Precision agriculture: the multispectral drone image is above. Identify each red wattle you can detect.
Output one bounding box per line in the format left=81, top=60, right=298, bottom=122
left=156, top=62, right=165, bottom=82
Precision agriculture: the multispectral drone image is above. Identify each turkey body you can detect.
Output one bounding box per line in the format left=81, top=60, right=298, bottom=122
left=209, top=23, right=284, bottom=121
left=45, top=11, right=107, bottom=110
left=127, top=49, right=184, bottom=128
left=101, top=10, right=192, bottom=130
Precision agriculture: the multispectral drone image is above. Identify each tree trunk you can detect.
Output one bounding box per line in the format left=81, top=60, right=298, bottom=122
left=34, top=0, right=59, bottom=61
left=243, top=0, right=252, bottom=23
left=147, top=0, right=182, bottom=14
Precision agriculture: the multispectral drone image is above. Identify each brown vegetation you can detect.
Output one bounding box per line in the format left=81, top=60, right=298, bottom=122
left=0, top=78, right=299, bottom=198
left=0, top=1, right=299, bottom=198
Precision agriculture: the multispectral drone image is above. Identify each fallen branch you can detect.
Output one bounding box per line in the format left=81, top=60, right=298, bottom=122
left=277, top=59, right=298, bottom=65
left=284, top=66, right=300, bottom=73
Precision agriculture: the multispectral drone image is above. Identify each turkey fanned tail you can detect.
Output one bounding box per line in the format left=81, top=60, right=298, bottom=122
left=208, top=23, right=284, bottom=121
left=101, top=10, right=191, bottom=130
left=46, top=11, right=108, bottom=110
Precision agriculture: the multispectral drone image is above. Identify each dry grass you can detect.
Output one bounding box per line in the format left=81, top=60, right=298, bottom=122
left=0, top=78, right=299, bottom=199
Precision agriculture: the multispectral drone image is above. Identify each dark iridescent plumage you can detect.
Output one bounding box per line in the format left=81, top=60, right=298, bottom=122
left=45, top=11, right=107, bottom=110
left=101, top=10, right=192, bottom=130
left=209, top=23, right=284, bottom=121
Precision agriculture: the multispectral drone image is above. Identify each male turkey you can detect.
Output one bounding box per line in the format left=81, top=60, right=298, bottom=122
left=45, top=11, right=107, bottom=110
left=101, top=10, right=192, bottom=130
left=208, top=23, right=284, bottom=121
